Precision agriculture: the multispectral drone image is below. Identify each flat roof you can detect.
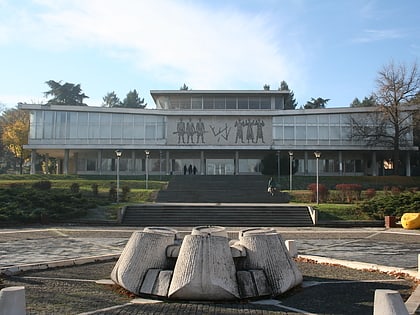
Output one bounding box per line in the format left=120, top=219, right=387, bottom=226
left=150, top=89, right=290, bottom=99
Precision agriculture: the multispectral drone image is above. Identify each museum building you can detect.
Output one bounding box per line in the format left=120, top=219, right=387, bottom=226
left=20, top=89, right=417, bottom=176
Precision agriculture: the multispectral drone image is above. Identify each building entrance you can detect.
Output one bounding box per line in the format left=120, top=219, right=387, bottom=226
left=206, top=159, right=234, bottom=175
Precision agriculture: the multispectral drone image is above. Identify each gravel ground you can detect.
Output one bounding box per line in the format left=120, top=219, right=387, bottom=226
left=1, top=259, right=417, bottom=315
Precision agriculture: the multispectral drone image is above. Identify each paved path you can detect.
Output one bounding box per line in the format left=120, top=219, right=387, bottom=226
left=1, top=226, right=419, bottom=271
left=1, top=226, right=419, bottom=314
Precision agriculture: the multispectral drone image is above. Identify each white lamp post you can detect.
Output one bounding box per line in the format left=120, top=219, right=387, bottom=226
left=314, top=151, right=321, bottom=204
left=289, top=151, right=293, bottom=191
left=115, top=150, right=122, bottom=203
left=145, top=150, right=150, bottom=189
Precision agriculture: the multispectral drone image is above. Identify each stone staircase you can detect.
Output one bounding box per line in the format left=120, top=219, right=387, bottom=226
left=120, top=175, right=316, bottom=227
left=155, top=175, right=288, bottom=203
left=120, top=203, right=315, bottom=227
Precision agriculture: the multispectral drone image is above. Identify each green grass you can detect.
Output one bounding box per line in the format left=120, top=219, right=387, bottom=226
left=311, top=203, right=371, bottom=221
left=1, top=174, right=418, bottom=223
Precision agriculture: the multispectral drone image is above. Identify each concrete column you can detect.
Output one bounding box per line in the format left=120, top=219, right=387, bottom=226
left=338, top=151, right=343, bottom=175
left=97, top=150, right=102, bottom=175
left=73, top=152, right=78, bottom=174
left=234, top=151, right=239, bottom=175
left=405, top=151, right=411, bottom=176
left=0, top=286, right=26, bottom=315
left=63, top=149, right=69, bottom=175
left=131, top=150, right=135, bottom=173
left=165, top=151, right=170, bottom=175
left=200, top=150, right=205, bottom=175
left=372, top=151, right=377, bottom=176
left=373, top=289, right=409, bottom=315
left=30, top=150, right=36, bottom=174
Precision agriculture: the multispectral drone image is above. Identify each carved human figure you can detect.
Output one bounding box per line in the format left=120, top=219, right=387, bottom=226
left=195, top=118, right=205, bottom=143
left=245, top=119, right=255, bottom=143
left=255, top=118, right=265, bottom=143
left=234, top=118, right=244, bottom=143
left=186, top=118, right=195, bottom=144
left=176, top=118, right=185, bottom=144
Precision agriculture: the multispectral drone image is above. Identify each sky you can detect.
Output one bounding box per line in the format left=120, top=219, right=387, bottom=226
left=0, top=0, right=419, bottom=109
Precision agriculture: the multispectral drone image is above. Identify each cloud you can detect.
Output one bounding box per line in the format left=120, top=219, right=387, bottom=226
left=353, top=29, right=405, bottom=43
left=7, top=0, right=302, bottom=90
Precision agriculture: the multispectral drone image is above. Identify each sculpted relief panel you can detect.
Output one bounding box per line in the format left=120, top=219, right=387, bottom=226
left=167, top=116, right=272, bottom=146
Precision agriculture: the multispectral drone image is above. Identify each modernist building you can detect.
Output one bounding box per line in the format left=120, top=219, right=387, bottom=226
left=20, top=90, right=417, bottom=176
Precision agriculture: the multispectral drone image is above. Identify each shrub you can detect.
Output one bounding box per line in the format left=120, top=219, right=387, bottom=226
left=91, top=183, right=99, bottom=196
left=121, top=185, right=130, bottom=202
left=335, top=184, right=362, bottom=203
left=357, top=192, right=420, bottom=219
left=307, top=183, right=328, bottom=203
left=0, top=186, right=96, bottom=224
left=70, top=183, right=80, bottom=194
left=364, top=188, right=376, bottom=199
left=109, top=183, right=117, bottom=201
left=391, top=186, right=402, bottom=195
left=32, top=180, right=52, bottom=190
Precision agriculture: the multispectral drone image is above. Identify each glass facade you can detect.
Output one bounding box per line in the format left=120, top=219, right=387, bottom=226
left=156, top=95, right=276, bottom=110
left=273, top=113, right=351, bottom=145
left=30, top=111, right=166, bottom=144
left=23, top=94, right=416, bottom=177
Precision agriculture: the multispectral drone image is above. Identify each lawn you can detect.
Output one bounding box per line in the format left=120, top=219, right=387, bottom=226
left=0, top=174, right=418, bottom=223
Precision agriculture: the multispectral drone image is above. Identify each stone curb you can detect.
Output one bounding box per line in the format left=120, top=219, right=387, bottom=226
left=298, top=254, right=419, bottom=279
left=0, top=254, right=120, bottom=276
left=299, top=254, right=420, bottom=315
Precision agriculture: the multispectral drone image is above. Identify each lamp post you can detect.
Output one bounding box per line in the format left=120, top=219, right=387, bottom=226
left=115, top=150, right=122, bottom=203
left=145, top=150, right=150, bottom=189
left=314, top=151, right=321, bottom=204
left=288, top=151, right=293, bottom=191
left=276, top=150, right=281, bottom=183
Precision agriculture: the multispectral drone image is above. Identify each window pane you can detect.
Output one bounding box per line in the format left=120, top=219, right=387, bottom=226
left=238, top=97, right=248, bottom=109
left=226, top=97, right=236, bottom=109
left=203, top=97, right=214, bottom=109
left=192, top=97, right=202, bottom=109
left=249, top=97, right=259, bottom=109
left=214, top=97, right=225, bottom=109
left=260, top=97, right=270, bottom=109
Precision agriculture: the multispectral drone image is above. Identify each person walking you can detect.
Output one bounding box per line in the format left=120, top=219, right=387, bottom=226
left=268, top=177, right=276, bottom=196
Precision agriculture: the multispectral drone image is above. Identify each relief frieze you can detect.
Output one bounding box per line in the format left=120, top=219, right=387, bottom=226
left=168, top=116, right=272, bottom=145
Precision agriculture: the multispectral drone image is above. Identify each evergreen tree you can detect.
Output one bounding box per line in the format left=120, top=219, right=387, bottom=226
left=180, top=83, right=189, bottom=90
left=279, top=81, right=298, bottom=109
left=44, top=80, right=88, bottom=106
left=121, top=89, right=147, bottom=108
left=102, top=91, right=121, bottom=107
left=304, top=97, right=329, bottom=109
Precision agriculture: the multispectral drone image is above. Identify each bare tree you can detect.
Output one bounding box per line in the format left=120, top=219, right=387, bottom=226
left=350, top=61, right=420, bottom=175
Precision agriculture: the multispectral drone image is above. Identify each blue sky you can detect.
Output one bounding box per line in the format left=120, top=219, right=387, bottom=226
left=0, top=0, right=419, bottom=109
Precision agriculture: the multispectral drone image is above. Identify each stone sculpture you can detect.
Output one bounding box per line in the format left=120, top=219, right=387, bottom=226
left=111, top=226, right=302, bottom=301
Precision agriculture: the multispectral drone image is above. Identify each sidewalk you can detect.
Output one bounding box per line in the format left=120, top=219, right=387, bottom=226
left=0, top=226, right=419, bottom=314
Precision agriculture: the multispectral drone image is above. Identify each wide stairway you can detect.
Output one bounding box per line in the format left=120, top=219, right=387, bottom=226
left=120, top=175, right=316, bottom=227
left=156, top=175, right=288, bottom=203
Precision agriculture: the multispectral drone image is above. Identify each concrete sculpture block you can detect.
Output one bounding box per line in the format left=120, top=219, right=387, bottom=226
left=238, top=227, right=302, bottom=295
left=373, top=289, right=409, bottom=315
left=285, top=240, right=298, bottom=258
left=0, top=286, right=26, bottom=315
left=111, top=226, right=302, bottom=301
left=168, top=226, right=240, bottom=300
left=111, top=227, right=177, bottom=294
